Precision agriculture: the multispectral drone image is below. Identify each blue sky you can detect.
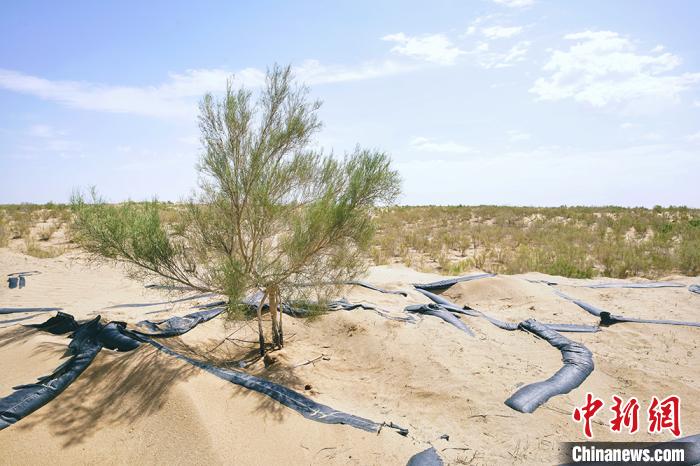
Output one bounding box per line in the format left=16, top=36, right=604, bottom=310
left=1, top=0, right=699, bottom=206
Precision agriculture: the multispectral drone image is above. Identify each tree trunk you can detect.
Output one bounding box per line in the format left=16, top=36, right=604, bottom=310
left=277, top=290, right=284, bottom=347
left=256, top=291, right=267, bottom=357
left=269, top=287, right=281, bottom=348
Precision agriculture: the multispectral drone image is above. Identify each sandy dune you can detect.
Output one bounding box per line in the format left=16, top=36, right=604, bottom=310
left=1, top=249, right=699, bottom=465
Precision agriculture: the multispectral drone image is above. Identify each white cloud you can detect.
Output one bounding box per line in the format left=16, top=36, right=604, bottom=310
left=481, top=26, right=523, bottom=40
left=687, top=131, right=700, bottom=142
left=472, top=40, right=531, bottom=69
left=382, top=33, right=465, bottom=65
left=409, top=136, right=476, bottom=154
left=491, top=0, right=535, bottom=7
left=17, top=124, right=81, bottom=158
left=0, top=59, right=415, bottom=119
left=27, top=124, right=65, bottom=139
left=694, top=100, right=700, bottom=107
left=530, top=30, right=700, bottom=107
left=620, top=122, right=637, bottom=129
left=641, top=131, right=662, bottom=141
left=507, top=129, right=531, bottom=141
left=294, top=59, right=417, bottom=84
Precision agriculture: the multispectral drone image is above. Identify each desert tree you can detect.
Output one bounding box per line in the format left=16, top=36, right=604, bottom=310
left=71, top=64, right=401, bottom=355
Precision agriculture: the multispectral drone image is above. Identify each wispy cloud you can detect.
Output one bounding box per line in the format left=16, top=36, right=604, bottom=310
left=687, top=131, right=700, bottom=142
left=507, top=129, right=531, bottom=141
left=491, top=0, right=535, bottom=8
left=530, top=30, right=700, bottom=107
left=0, top=59, right=416, bottom=119
left=481, top=26, right=523, bottom=40
left=15, top=124, right=82, bottom=158
left=471, top=40, right=531, bottom=69
left=409, top=136, right=476, bottom=154
left=382, top=33, right=465, bottom=65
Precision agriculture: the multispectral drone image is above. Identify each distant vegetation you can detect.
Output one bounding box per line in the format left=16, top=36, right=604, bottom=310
left=1, top=203, right=699, bottom=279
left=371, top=205, right=700, bottom=278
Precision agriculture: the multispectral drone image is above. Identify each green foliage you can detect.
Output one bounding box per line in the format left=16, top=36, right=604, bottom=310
left=70, top=65, right=401, bottom=341
left=372, top=205, right=700, bottom=279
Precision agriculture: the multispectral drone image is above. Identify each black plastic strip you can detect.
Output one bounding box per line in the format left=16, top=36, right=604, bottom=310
left=405, top=304, right=475, bottom=336
left=413, top=273, right=496, bottom=291
left=133, top=308, right=226, bottom=337
left=406, top=447, right=444, bottom=466
left=477, top=310, right=599, bottom=333
left=555, top=290, right=700, bottom=328
left=417, top=289, right=598, bottom=333
left=25, top=311, right=80, bottom=334
left=584, top=281, right=685, bottom=289
left=0, top=307, right=61, bottom=315
left=504, top=319, right=594, bottom=413
left=0, top=317, right=104, bottom=430
left=342, top=280, right=408, bottom=297
left=133, top=333, right=385, bottom=433
left=0, top=315, right=38, bottom=326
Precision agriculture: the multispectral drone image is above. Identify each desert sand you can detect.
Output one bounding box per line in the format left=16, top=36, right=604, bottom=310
left=1, top=248, right=699, bottom=465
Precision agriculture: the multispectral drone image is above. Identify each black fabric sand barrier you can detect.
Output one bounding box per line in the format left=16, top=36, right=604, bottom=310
left=416, top=288, right=599, bottom=333
left=405, top=303, right=474, bottom=336
left=413, top=273, right=496, bottom=292
left=477, top=310, right=599, bottom=333
left=406, top=447, right=444, bottom=466
left=414, top=288, right=480, bottom=316
left=133, top=308, right=226, bottom=337
left=26, top=311, right=80, bottom=334
left=584, top=281, right=685, bottom=289
left=294, top=280, right=409, bottom=297
left=690, top=284, right=700, bottom=295
left=504, top=319, right=594, bottom=414
left=241, top=292, right=416, bottom=322
left=0, top=315, right=39, bottom=326
left=133, top=332, right=387, bottom=433
left=554, top=290, right=700, bottom=328
left=0, top=316, right=104, bottom=430
left=2, top=310, right=404, bottom=436
left=0, top=307, right=61, bottom=315
left=343, top=280, right=408, bottom=297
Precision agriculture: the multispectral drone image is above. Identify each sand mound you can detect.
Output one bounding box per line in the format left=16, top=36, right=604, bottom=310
left=2, top=251, right=699, bottom=465
left=441, top=275, right=601, bottom=325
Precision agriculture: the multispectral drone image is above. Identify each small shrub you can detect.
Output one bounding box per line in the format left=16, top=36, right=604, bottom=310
left=24, top=239, right=64, bottom=258
left=38, top=224, right=58, bottom=241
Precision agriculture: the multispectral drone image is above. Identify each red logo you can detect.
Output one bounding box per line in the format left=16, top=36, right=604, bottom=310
left=573, top=393, right=604, bottom=438
left=573, top=394, right=682, bottom=438
left=648, top=395, right=681, bottom=437
left=610, top=396, right=640, bottom=434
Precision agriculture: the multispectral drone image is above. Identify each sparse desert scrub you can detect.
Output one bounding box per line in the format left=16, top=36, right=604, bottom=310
left=372, top=205, right=700, bottom=278
left=0, top=214, right=8, bottom=247
left=37, top=223, right=59, bottom=241
left=24, top=238, right=65, bottom=258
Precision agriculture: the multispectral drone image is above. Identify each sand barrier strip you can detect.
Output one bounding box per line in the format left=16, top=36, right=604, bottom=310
left=406, top=446, right=444, bottom=465
left=3, top=310, right=405, bottom=436
left=0, top=316, right=103, bottom=430
left=412, top=273, right=496, bottom=292
left=415, top=288, right=599, bottom=333
left=554, top=289, right=700, bottom=328
left=504, top=319, right=594, bottom=414
left=405, top=303, right=475, bottom=336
